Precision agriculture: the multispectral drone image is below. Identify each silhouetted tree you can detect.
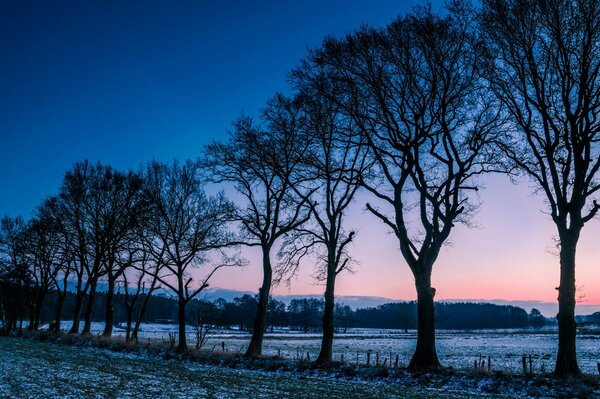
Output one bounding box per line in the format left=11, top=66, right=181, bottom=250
left=480, top=0, right=600, bottom=376
left=0, top=216, right=28, bottom=333
left=203, top=95, right=312, bottom=357
left=122, top=236, right=161, bottom=343
left=22, top=198, right=64, bottom=330
left=143, top=160, right=239, bottom=351
left=98, top=170, right=148, bottom=338
left=277, top=88, right=370, bottom=363
left=300, top=2, right=501, bottom=370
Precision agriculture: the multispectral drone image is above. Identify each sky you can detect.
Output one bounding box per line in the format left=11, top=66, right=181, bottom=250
left=1, top=1, right=599, bottom=307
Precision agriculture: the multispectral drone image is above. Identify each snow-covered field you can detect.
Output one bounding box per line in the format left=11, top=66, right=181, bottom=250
left=0, top=337, right=504, bottom=399
left=51, top=322, right=600, bottom=375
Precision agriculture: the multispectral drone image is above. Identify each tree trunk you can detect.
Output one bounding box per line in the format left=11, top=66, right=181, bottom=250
left=27, top=298, right=36, bottom=331
left=69, top=292, right=85, bottom=334
left=245, top=249, right=272, bottom=357
left=82, top=280, right=97, bottom=335
left=33, top=291, right=46, bottom=330
left=408, top=272, right=441, bottom=371
left=554, top=229, right=582, bottom=376
left=316, top=261, right=336, bottom=365
left=125, top=304, right=134, bottom=343
left=53, top=291, right=66, bottom=333
left=0, top=292, right=6, bottom=335
left=132, top=293, right=151, bottom=343
left=177, top=296, right=187, bottom=351
left=102, top=276, right=115, bottom=337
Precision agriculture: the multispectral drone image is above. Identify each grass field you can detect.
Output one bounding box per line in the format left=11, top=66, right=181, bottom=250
left=0, top=337, right=511, bottom=399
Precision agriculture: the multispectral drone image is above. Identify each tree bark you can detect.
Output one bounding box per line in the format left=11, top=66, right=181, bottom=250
left=132, top=292, right=152, bottom=343
left=53, top=291, right=66, bottom=333
left=316, top=260, right=336, bottom=365
left=69, top=292, right=85, bottom=334
left=82, top=280, right=97, bottom=335
left=101, top=276, right=116, bottom=337
left=554, top=229, right=582, bottom=376
left=408, top=272, right=441, bottom=371
left=245, top=249, right=272, bottom=357
left=125, top=304, right=134, bottom=342
left=177, top=296, right=187, bottom=351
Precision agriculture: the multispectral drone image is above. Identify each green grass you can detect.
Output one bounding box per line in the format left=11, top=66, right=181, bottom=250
left=0, top=337, right=509, bottom=399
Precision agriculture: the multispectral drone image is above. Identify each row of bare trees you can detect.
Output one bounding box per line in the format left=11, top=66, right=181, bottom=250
left=1, top=0, right=598, bottom=377
left=0, top=160, right=241, bottom=350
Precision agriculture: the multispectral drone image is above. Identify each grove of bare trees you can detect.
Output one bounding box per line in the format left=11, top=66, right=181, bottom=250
left=1, top=0, right=598, bottom=378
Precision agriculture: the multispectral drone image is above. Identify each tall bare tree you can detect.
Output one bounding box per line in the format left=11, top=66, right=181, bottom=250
left=59, top=161, right=95, bottom=334
left=480, top=0, right=600, bottom=376
left=99, top=170, right=148, bottom=337
left=143, top=160, right=239, bottom=351
left=277, top=90, right=370, bottom=364
left=23, top=198, right=64, bottom=330
left=0, top=216, right=29, bottom=333
left=300, top=2, right=501, bottom=370
left=203, top=95, right=313, bottom=357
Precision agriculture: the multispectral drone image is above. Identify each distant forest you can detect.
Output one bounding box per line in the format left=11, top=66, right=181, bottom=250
left=24, top=291, right=545, bottom=332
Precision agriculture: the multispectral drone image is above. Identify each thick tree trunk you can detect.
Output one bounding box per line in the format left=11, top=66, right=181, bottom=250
left=69, top=292, right=85, bottom=334
left=82, top=280, right=97, bottom=335
left=177, top=296, right=187, bottom=351
left=101, top=277, right=115, bottom=337
left=316, top=261, right=336, bottom=365
left=408, top=272, right=441, bottom=371
left=245, top=249, right=272, bottom=357
left=132, top=292, right=151, bottom=343
left=554, top=229, right=581, bottom=376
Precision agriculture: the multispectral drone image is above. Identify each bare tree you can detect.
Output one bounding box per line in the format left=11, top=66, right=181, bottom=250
left=0, top=216, right=29, bottom=334
left=120, top=228, right=161, bottom=343
left=277, top=90, right=370, bottom=364
left=300, top=2, right=501, bottom=370
left=480, top=0, right=600, bottom=376
left=143, top=159, right=239, bottom=351
left=22, top=197, right=64, bottom=330
left=99, top=170, right=148, bottom=338
left=203, top=95, right=313, bottom=357
left=59, top=161, right=96, bottom=334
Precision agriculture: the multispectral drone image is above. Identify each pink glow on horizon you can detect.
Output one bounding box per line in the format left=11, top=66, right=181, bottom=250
left=208, top=175, right=600, bottom=305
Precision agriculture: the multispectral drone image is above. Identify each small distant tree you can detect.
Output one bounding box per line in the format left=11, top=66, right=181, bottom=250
left=529, top=308, right=546, bottom=328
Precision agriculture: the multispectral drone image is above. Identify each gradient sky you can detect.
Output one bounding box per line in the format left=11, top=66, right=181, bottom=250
left=1, top=1, right=598, bottom=306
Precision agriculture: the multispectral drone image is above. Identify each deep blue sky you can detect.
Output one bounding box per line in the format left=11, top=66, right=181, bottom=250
left=3, top=1, right=600, bottom=306
left=0, top=0, right=434, bottom=217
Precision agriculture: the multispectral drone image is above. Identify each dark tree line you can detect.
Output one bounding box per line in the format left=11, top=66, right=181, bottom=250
left=0, top=285, right=542, bottom=333
left=1, top=0, right=597, bottom=377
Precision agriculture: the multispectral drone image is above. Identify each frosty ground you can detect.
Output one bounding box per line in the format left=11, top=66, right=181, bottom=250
left=2, top=337, right=599, bottom=399
left=55, top=322, right=600, bottom=375
left=0, top=337, right=508, bottom=399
